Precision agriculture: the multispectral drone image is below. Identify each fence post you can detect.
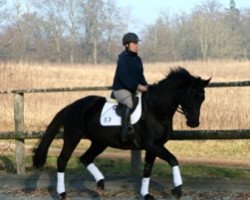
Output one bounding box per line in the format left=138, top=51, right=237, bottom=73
left=14, top=93, right=25, bottom=174
left=131, top=150, right=141, bottom=175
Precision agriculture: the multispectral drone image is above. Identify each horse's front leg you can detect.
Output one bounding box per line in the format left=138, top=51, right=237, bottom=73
left=146, top=144, right=182, bottom=198
left=141, top=151, right=156, bottom=200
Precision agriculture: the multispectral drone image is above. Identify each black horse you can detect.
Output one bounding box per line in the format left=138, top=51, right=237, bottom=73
left=33, top=67, right=210, bottom=200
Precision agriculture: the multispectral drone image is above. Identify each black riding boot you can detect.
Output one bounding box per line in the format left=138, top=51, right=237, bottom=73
left=121, top=106, right=134, bottom=142
left=121, top=106, right=140, bottom=148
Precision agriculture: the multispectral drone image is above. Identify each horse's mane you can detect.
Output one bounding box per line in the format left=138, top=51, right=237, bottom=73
left=167, top=67, right=192, bottom=81
left=153, top=67, right=194, bottom=89
left=146, top=67, right=194, bottom=113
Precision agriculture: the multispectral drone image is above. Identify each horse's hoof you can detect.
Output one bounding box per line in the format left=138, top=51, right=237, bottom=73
left=57, top=192, right=70, bottom=200
left=96, top=179, right=105, bottom=195
left=171, top=185, right=182, bottom=198
left=97, top=179, right=105, bottom=190
left=144, top=193, right=156, bottom=200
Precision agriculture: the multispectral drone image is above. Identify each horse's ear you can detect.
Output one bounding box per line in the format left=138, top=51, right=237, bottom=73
left=202, top=77, right=212, bottom=87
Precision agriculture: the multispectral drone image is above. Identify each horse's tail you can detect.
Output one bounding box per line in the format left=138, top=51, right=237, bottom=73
left=33, top=106, right=67, bottom=168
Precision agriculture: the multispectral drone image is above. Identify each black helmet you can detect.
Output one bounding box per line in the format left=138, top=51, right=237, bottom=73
left=122, top=32, right=140, bottom=45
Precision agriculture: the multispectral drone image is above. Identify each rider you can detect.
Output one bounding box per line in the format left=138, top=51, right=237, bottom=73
left=112, top=32, right=148, bottom=147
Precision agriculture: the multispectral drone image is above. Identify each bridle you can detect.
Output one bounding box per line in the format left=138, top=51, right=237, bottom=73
left=177, top=85, right=204, bottom=117
left=143, top=83, right=204, bottom=117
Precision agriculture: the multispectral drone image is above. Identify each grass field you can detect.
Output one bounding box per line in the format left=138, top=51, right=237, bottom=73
left=0, top=61, right=249, bottom=170
left=1, top=155, right=250, bottom=178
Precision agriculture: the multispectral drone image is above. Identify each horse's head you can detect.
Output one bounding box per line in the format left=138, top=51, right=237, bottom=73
left=147, top=67, right=210, bottom=128
left=180, top=77, right=211, bottom=128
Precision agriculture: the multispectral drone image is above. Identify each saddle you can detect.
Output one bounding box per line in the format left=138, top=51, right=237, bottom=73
left=100, top=92, right=142, bottom=126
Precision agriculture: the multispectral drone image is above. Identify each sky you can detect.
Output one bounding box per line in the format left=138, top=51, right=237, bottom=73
left=117, top=0, right=250, bottom=32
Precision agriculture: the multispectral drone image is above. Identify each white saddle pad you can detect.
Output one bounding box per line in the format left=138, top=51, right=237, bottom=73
left=100, top=93, right=142, bottom=126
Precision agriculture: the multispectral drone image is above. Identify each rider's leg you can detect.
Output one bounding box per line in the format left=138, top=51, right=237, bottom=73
left=113, top=90, right=137, bottom=144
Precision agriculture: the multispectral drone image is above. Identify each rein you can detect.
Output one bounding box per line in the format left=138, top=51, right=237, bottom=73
left=177, top=106, right=186, bottom=115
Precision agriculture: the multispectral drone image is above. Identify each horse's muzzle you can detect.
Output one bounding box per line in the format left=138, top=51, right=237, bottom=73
left=186, top=120, right=199, bottom=128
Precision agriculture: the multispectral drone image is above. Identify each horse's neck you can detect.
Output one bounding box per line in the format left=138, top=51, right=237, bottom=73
left=144, top=89, right=180, bottom=119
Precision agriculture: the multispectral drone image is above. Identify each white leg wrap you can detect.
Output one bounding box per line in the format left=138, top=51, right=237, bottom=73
left=172, top=166, right=182, bottom=187
left=140, top=177, right=150, bottom=196
left=57, top=172, right=65, bottom=194
left=87, top=163, right=104, bottom=182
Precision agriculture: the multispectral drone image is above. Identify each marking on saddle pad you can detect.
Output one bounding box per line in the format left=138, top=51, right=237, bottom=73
left=100, top=94, right=142, bottom=126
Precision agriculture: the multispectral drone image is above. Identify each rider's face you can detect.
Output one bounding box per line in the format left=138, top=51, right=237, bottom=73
left=127, top=42, right=138, bottom=53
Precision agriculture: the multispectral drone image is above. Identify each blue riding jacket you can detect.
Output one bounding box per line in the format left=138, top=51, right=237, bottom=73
left=112, top=50, right=147, bottom=93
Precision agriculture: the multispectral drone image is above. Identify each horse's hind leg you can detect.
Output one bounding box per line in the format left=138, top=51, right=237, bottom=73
left=80, top=142, right=107, bottom=191
left=57, top=129, right=82, bottom=199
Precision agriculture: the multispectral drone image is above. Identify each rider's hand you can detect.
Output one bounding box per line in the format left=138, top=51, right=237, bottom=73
left=137, top=84, right=148, bottom=92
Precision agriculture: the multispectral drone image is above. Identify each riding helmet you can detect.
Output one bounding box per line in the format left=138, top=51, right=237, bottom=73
left=122, top=32, right=140, bottom=45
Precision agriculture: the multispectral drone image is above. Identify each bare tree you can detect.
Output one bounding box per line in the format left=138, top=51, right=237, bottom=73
left=10, top=0, right=26, bottom=62
left=224, top=0, right=244, bottom=58
left=1, top=0, right=37, bottom=62
left=0, top=0, right=7, bottom=26
left=80, top=0, right=106, bottom=64
left=190, top=1, right=223, bottom=59
left=0, top=0, right=250, bottom=63
left=63, top=0, right=81, bottom=64
left=103, top=0, right=126, bottom=53
left=30, top=0, right=66, bottom=62
left=141, top=12, right=177, bottom=62
left=172, top=13, right=200, bottom=60
left=241, top=9, right=250, bottom=59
